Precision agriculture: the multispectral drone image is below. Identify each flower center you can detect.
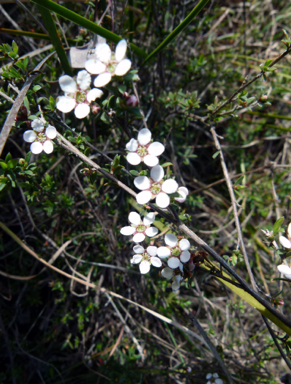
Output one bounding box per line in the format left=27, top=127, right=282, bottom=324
left=171, top=246, right=181, bottom=257
left=137, top=146, right=148, bottom=157
left=37, top=133, right=47, bottom=143
left=76, top=91, right=86, bottom=103
left=143, top=252, right=150, bottom=261
left=150, top=182, right=161, bottom=195
left=108, top=62, right=117, bottom=73
left=136, top=224, right=146, bottom=233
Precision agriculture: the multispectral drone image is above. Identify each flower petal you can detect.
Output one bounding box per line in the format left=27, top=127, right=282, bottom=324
left=85, top=59, right=106, bottom=75
left=157, top=246, right=171, bottom=258
left=115, top=59, right=131, bottom=76
left=143, top=212, right=155, bottom=225
left=175, top=186, right=189, bottom=203
left=31, top=119, right=44, bottom=132
left=151, top=257, right=162, bottom=268
left=56, top=96, right=76, bottom=113
left=144, top=155, right=158, bottom=167
left=94, top=72, right=112, bottom=87
left=45, top=125, right=57, bottom=139
left=126, top=138, right=138, bottom=152
left=165, top=233, right=178, bottom=247
left=23, top=130, right=36, bottom=143
left=129, top=211, right=141, bottom=225
left=155, top=192, right=170, bottom=208
left=145, top=227, right=158, bottom=237
left=180, top=250, right=190, bottom=263
left=277, top=264, right=291, bottom=278
left=136, top=191, right=152, bottom=205
left=115, top=39, right=127, bottom=62
left=134, top=176, right=150, bottom=190
left=95, top=43, right=111, bottom=64
left=148, top=142, right=164, bottom=157
left=150, top=165, right=164, bottom=182
left=127, top=152, right=141, bottom=165
left=133, top=245, right=144, bottom=253
left=147, top=246, right=157, bottom=257
left=172, top=276, right=182, bottom=291
left=77, top=70, right=91, bottom=90
left=131, top=255, right=143, bottom=264
left=30, top=141, right=43, bottom=154
left=120, top=226, right=135, bottom=236
left=74, top=103, right=90, bottom=119
left=161, top=267, right=173, bottom=279
left=138, top=128, right=152, bottom=145
left=133, top=233, right=145, bottom=243
left=279, top=235, right=291, bottom=249
left=179, top=239, right=190, bottom=251
left=43, top=140, right=53, bottom=154
left=162, top=179, right=178, bottom=194
left=87, top=88, right=103, bottom=102
left=139, top=260, right=150, bottom=274
left=59, top=75, right=77, bottom=93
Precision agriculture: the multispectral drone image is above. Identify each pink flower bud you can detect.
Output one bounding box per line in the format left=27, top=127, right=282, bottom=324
left=91, top=105, right=100, bottom=114
left=126, top=95, right=138, bottom=107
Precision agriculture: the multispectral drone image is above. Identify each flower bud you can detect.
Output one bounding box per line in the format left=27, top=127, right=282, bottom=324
left=126, top=95, right=138, bottom=107
left=18, top=158, right=25, bottom=165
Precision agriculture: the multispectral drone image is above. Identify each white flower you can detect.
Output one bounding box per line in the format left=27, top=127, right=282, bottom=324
left=85, top=39, right=131, bottom=87
left=56, top=70, right=103, bottom=119
left=161, top=264, right=184, bottom=291
left=175, top=186, right=189, bottom=203
left=277, top=264, right=291, bottom=280
left=157, top=233, right=191, bottom=269
left=126, top=128, right=164, bottom=167
left=131, top=245, right=162, bottom=274
left=134, top=165, right=178, bottom=208
left=280, top=235, right=291, bottom=249
left=120, top=211, right=158, bottom=243
left=206, top=373, right=224, bottom=384
left=23, top=118, right=57, bottom=154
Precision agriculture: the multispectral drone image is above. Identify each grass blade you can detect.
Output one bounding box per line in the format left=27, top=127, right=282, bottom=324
left=0, top=28, right=76, bottom=43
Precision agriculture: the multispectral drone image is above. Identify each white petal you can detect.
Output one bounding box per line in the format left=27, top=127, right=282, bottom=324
left=175, top=186, right=189, bottom=203
left=45, top=125, right=57, bottom=139
left=172, top=276, right=182, bottom=291
left=56, top=96, right=76, bottom=113
left=30, top=141, right=43, bottom=154
left=162, top=179, right=178, bottom=194
left=133, top=233, right=145, bottom=243
left=147, top=246, right=157, bottom=257
left=85, top=59, right=106, bottom=75
left=120, top=226, right=135, bottom=236
left=277, top=264, right=291, bottom=277
left=161, top=267, right=173, bottom=279
left=136, top=191, right=152, bottom=205
left=179, top=262, right=183, bottom=272
left=134, top=176, right=150, bottom=190
left=95, top=43, right=111, bottom=64
left=115, top=39, right=127, bottom=62
left=179, top=239, right=190, bottom=251
left=151, top=257, right=162, bottom=268
left=279, top=236, right=291, bottom=249
left=143, top=212, right=155, bottom=225
left=206, top=374, right=212, bottom=380
left=87, top=88, right=103, bottom=102
left=144, top=155, right=158, bottom=167
left=127, top=152, right=141, bottom=165
left=139, top=260, right=150, bottom=274
left=155, top=192, right=170, bottom=208
left=145, top=227, right=158, bottom=237
left=287, top=223, right=291, bottom=240
left=76, top=70, right=91, bottom=90
left=115, top=59, right=131, bottom=76
left=23, top=130, right=36, bottom=143
left=94, top=72, right=112, bottom=87
left=133, top=245, right=144, bottom=253
left=131, top=255, right=143, bottom=264
left=138, top=128, right=152, bottom=145
left=148, top=142, right=164, bottom=156
left=150, top=165, right=164, bottom=182
left=213, top=374, right=219, bottom=379
left=126, top=138, right=138, bottom=151
left=157, top=246, right=171, bottom=258
left=180, top=251, right=190, bottom=263
left=43, top=140, right=53, bottom=154
left=59, top=75, right=77, bottom=93
left=165, top=233, right=178, bottom=247
left=128, top=211, right=141, bottom=225
left=215, top=379, right=223, bottom=384
left=74, top=103, right=90, bottom=119
left=31, top=119, right=44, bottom=132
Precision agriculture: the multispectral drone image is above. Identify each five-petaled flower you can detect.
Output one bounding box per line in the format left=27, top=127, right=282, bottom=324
left=56, top=70, right=103, bottom=119
left=134, top=165, right=178, bottom=208
left=157, top=233, right=191, bottom=269
left=23, top=118, right=57, bottom=154
left=126, top=128, right=165, bottom=167
left=206, top=373, right=224, bottom=384
left=120, top=211, right=158, bottom=243
left=85, top=39, right=131, bottom=87
left=131, top=245, right=162, bottom=274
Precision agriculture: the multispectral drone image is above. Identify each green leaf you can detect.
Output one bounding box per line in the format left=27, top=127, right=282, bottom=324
left=273, top=217, right=284, bottom=234
left=7, top=159, right=19, bottom=169
left=33, top=85, right=42, bottom=92
left=212, top=151, right=220, bottom=159
left=161, top=162, right=173, bottom=167
left=130, top=170, right=139, bottom=177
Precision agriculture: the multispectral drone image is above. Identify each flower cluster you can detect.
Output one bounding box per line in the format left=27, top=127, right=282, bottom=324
left=23, top=118, right=57, bottom=154
left=206, top=373, right=224, bottom=384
